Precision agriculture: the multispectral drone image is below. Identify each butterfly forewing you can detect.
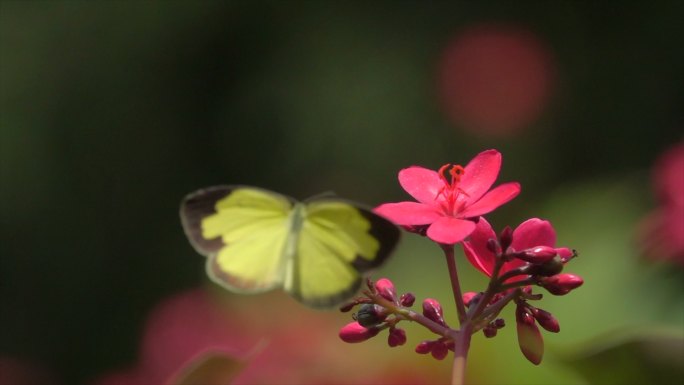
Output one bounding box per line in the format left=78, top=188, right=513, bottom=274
left=181, top=186, right=295, bottom=292
left=287, top=200, right=401, bottom=308
left=180, top=185, right=237, bottom=256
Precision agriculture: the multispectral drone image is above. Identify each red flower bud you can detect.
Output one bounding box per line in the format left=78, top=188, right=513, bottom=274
left=483, top=326, right=497, bottom=338
left=541, top=273, right=584, bottom=295
left=531, top=308, right=560, bottom=333
left=422, top=298, right=447, bottom=327
left=462, top=292, right=479, bottom=307
left=431, top=341, right=449, bottom=360
left=515, top=304, right=544, bottom=365
left=387, top=327, right=407, bottom=347
left=486, top=238, right=500, bottom=254
left=514, top=246, right=557, bottom=264
left=339, top=321, right=380, bottom=343
left=499, top=226, right=514, bottom=250
left=415, top=340, right=433, bottom=354
left=375, top=278, right=397, bottom=302
left=399, top=292, right=416, bottom=307
left=492, top=318, right=506, bottom=329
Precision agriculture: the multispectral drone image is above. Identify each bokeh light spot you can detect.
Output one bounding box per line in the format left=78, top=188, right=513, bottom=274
left=438, top=23, right=555, bottom=137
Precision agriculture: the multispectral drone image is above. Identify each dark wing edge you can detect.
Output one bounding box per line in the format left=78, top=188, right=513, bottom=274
left=352, top=206, right=402, bottom=272
left=179, top=185, right=236, bottom=257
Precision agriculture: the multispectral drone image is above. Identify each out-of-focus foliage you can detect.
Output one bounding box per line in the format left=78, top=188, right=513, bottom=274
left=1, top=1, right=683, bottom=384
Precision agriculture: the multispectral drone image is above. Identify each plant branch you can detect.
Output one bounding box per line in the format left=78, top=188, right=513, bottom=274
left=369, top=292, right=460, bottom=340
left=442, top=244, right=467, bottom=324
left=451, top=323, right=472, bottom=385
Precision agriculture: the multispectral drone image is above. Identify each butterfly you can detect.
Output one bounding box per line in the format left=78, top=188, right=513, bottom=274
left=180, top=185, right=400, bottom=308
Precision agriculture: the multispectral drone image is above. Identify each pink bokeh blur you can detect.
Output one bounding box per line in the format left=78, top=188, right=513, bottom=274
left=639, top=141, right=684, bottom=266
left=437, top=23, right=555, bottom=137
left=93, top=288, right=443, bottom=385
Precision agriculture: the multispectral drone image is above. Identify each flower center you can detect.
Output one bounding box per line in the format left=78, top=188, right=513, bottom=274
left=436, top=164, right=469, bottom=215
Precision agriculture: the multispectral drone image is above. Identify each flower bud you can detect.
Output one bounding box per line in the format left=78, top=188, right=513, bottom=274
left=387, top=327, right=407, bottom=347
left=556, top=247, right=576, bottom=263
left=526, top=255, right=564, bottom=277
left=483, top=326, right=497, bottom=338
left=486, top=238, right=500, bottom=254
left=531, top=308, right=560, bottom=333
left=462, top=292, right=479, bottom=307
left=375, top=278, right=397, bottom=303
left=515, top=304, right=544, bottom=365
left=431, top=341, right=449, bottom=360
left=492, top=318, right=506, bottom=329
left=514, top=246, right=557, bottom=264
left=499, top=226, right=514, bottom=251
left=355, top=303, right=386, bottom=327
left=415, top=340, right=433, bottom=354
left=339, top=321, right=380, bottom=343
left=422, top=298, right=447, bottom=327
left=516, top=304, right=535, bottom=326
left=541, top=273, right=584, bottom=295
left=399, top=292, right=416, bottom=307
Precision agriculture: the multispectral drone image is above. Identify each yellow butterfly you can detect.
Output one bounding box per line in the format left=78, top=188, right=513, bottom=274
left=180, top=185, right=400, bottom=308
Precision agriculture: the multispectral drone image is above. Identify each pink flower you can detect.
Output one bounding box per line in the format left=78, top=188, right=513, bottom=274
left=94, top=289, right=441, bottom=385
left=653, top=141, right=684, bottom=208
left=639, top=141, right=684, bottom=265
left=462, top=217, right=573, bottom=282
left=93, top=289, right=253, bottom=385
left=375, top=149, right=520, bottom=244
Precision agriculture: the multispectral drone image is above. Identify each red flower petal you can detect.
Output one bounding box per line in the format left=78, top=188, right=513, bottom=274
left=460, top=182, right=520, bottom=218
left=461, top=217, right=497, bottom=276
left=426, top=217, right=477, bottom=244
left=460, top=150, right=502, bottom=202
left=398, top=166, right=442, bottom=204
left=374, top=202, right=441, bottom=225
left=511, top=218, right=556, bottom=251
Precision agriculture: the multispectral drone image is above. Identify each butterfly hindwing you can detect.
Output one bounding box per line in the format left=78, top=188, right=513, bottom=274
left=287, top=199, right=401, bottom=308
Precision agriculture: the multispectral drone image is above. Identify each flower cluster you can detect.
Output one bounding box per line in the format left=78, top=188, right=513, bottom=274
left=339, top=149, right=584, bottom=377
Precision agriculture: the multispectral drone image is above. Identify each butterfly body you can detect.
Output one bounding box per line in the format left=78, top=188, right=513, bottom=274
left=180, top=185, right=400, bottom=308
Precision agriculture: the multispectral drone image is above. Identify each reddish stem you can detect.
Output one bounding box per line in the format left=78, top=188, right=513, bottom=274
left=442, top=244, right=467, bottom=324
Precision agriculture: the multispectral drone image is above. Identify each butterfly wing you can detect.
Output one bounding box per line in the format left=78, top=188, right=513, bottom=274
left=285, top=200, right=400, bottom=308
left=180, top=186, right=294, bottom=293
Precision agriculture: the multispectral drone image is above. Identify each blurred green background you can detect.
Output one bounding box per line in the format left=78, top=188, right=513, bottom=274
left=1, top=1, right=683, bottom=384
